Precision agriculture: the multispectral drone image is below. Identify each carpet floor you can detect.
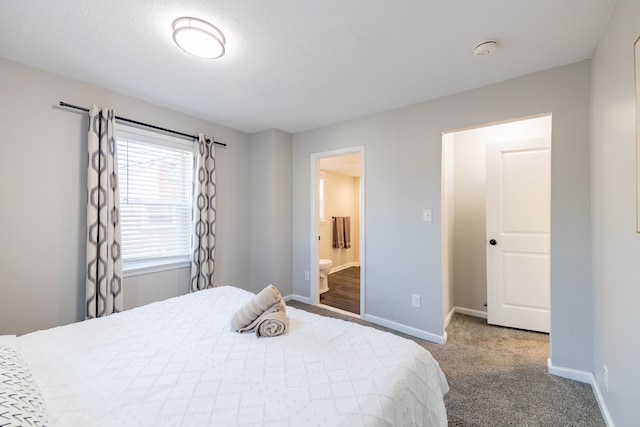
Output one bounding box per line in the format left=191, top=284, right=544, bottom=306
left=287, top=301, right=604, bottom=426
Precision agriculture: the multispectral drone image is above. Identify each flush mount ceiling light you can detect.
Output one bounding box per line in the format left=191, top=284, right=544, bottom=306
left=172, top=17, right=226, bottom=59
left=473, top=40, right=498, bottom=57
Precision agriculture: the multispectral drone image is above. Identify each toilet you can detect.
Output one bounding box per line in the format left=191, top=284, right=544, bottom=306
left=319, top=259, right=333, bottom=294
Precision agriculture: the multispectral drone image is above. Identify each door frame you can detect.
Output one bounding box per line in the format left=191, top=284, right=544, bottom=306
left=309, top=146, right=365, bottom=317
left=441, top=114, right=552, bottom=332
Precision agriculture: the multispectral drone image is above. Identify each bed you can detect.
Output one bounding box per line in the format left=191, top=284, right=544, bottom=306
left=1, top=286, right=448, bottom=426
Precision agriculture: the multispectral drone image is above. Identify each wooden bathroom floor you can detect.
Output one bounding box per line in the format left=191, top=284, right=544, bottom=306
left=320, top=266, right=360, bottom=314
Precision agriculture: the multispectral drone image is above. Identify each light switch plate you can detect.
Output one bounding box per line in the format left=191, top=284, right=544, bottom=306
left=412, top=294, right=421, bottom=308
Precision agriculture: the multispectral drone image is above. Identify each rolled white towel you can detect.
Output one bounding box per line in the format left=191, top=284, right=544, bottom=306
left=237, top=299, right=286, bottom=333
left=255, top=310, right=289, bottom=337
left=230, top=285, right=286, bottom=332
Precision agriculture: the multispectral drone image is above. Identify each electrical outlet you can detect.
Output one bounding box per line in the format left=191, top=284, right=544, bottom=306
left=412, top=294, right=421, bottom=308
left=604, top=365, right=609, bottom=392
left=304, top=271, right=309, bottom=281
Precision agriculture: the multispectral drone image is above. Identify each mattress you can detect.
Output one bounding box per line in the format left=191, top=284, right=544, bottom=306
left=8, top=286, right=448, bottom=426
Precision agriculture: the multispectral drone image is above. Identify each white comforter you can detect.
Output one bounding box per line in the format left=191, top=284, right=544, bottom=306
left=17, top=286, right=448, bottom=426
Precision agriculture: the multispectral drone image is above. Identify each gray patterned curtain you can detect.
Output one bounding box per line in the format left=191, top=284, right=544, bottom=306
left=85, top=105, right=123, bottom=318
left=190, top=134, right=216, bottom=291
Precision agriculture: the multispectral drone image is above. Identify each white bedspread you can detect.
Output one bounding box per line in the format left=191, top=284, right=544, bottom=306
left=17, top=286, right=448, bottom=426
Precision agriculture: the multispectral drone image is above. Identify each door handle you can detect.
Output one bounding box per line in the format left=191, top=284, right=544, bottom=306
left=489, top=239, right=497, bottom=246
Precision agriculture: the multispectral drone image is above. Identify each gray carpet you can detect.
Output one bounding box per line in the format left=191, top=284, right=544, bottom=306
left=287, top=301, right=604, bottom=426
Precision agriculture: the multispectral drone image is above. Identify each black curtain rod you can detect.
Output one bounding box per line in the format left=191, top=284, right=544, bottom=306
left=59, top=101, right=227, bottom=147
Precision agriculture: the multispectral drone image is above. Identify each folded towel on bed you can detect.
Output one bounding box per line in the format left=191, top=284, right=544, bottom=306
left=255, top=310, right=289, bottom=337
left=230, top=285, right=288, bottom=337
left=237, top=299, right=286, bottom=333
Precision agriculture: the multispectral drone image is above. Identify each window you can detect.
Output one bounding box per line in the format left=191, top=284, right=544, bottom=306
left=319, top=172, right=326, bottom=222
left=116, top=125, right=193, bottom=275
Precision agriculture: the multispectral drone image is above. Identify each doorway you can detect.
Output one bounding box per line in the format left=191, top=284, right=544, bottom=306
left=441, top=115, right=552, bottom=333
left=310, top=146, right=365, bottom=317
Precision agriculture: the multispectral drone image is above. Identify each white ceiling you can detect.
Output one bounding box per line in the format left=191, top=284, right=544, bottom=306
left=320, top=153, right=361, bottom=177
left=0, top=1, right=614, bottom=134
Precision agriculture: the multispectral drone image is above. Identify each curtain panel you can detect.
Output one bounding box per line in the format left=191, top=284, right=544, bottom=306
left=86, top=105, right=123, bottom=318
left=190, top=134, right=216, bottom=291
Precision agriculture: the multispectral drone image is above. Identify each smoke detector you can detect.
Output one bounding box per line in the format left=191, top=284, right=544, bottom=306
left=473, top=40, right=498, bottom=57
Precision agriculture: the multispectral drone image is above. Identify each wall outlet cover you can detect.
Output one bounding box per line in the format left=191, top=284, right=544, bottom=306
left=412, top=294, right=421, bottom=308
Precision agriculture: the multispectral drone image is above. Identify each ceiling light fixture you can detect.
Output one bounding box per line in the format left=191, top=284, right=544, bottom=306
left=473, top=40, right=498, bottom=57
left=172, top=17, right=226, bottom=59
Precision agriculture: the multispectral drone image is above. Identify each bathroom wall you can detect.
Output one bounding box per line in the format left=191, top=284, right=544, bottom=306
left=319, top=170, right=360, bottom=270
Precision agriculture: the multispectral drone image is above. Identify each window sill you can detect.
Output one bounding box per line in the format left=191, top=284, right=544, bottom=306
left=123, top=259, right=190, bottom=278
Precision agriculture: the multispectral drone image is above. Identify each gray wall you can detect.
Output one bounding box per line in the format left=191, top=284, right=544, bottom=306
left=293, top=61, right=593, bottom=370
left=452, top=131, right=488, bottom=313
left=249, top=129, right=293, bottom=295
left=0, top=46, right=602, bottom=391
left=440, top=134, right=455, bottom=322
left=590, top=0, right=640, bottom=423
left=0, top=58, right=252, bottom=335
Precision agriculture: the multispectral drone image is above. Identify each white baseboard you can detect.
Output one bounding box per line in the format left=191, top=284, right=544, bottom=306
left=444, top=307, right=486, bottom=331
left=591, top=373, right=615, bottom=427
left=444, top=307, right=456, bottom=328
left=547, top=359, right=614, bottom=427
left=317, top=303, right=359, bottom=319
left=329, top=262, right=360, bottom=274
left=547, top=359, right=593, bottom=383
left=363, top=313, right=446, bottom=344
left=454, top=306, right=488, bottom=319
left=285, top=294, right=444, bottom=343
left=284, top=294, right=312, bottom=304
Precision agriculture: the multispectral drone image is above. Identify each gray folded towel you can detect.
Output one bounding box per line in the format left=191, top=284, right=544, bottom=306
left=255, top=310, right=289, bottom=337
left=231, top=285, right=288, bottom=337
left=237, top=299, right=286, bottom=333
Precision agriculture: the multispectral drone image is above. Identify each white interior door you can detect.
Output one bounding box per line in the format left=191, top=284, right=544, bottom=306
left=486, top=138, right=550, bottom=333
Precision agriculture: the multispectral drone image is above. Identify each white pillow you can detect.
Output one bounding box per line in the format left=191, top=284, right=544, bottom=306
left=0, top=336, right=50, bottom=427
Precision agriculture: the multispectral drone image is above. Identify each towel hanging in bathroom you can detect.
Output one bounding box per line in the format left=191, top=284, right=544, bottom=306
left=332, top=216, right=351, bottom=249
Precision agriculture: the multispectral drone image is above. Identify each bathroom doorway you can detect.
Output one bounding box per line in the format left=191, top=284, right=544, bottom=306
left=310, top=147, right=364, bottom=317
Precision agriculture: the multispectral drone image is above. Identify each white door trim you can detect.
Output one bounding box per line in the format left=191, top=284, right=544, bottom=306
left=442, top=114, right=553, bottom=334
left=309, top=146, right=365, bottom=317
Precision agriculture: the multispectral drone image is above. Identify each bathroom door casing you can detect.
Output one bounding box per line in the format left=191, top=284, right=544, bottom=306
left=486, top=137, right=551, bottom=333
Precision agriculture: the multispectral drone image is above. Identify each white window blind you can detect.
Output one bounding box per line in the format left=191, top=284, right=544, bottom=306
left=116, top=126, right=193, bottom=273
